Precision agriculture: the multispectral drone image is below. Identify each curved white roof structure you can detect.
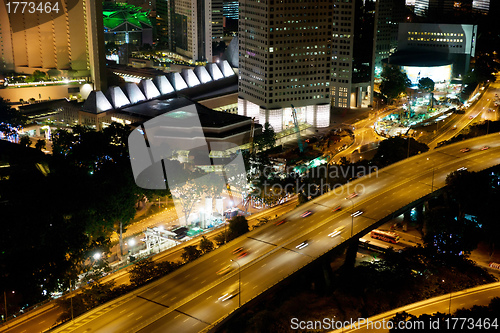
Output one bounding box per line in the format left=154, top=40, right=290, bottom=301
left=139, top=79, right=161, bottom=100
left=105, top=86, right=131, bottom=109
left=123, top=83, right=147, bottom=104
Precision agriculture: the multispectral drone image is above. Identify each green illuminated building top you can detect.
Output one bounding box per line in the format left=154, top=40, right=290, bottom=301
left=103, top=2, right=152, bottom=31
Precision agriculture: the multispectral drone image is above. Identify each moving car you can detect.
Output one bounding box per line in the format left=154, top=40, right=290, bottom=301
left=351, top=210, right=363, bottom=217
left=296, top=240, right=309, bottom=249
left=328, top=226, right=345, bottom=238
left=237, top=251, right=249, bottom=260
left=301, top=210, right=313, bottom=218
left=274, top=219, right=287, bottom=226
left=232, top=247, right=244, bottom=254
left=218, top=284, right=239, bottom=302
left=216, top=265, right=233, bottom=276
left=460, top=148, right=470, bottom=153
left=345, top=192, right=358, bottom=200
left=332, top=205, right=342, bottom=212
left=481, top=146, right=490, bottom=151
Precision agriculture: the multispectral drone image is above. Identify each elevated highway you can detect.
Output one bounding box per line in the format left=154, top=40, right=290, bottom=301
left=49, top=133, right=500, bottom=333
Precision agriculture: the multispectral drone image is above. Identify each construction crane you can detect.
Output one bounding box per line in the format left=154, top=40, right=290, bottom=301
left=249, top=117, right=256, bottom=154
left=291, top=104, right=305, bottom=153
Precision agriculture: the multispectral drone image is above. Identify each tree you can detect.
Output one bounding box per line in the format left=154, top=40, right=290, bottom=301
left=418, top=77, right=435, bottom=107
left=199, top=236, right=215, bottom=254
left=35, top=139, right=46, bottom=151
left=373, top=137, right=429, bottom=167
left=228, top=216, right=249, bottom=238
left=32, top=70, right=47, bottom=81
left=418, top=77, right=434, bottom=93
left=19, top=135, right=31, bottom=147
left=255, top=122, right=276, bottom=151
left=0, top=97, right=27, bottom=138
left=129, top=258, right=159, bottom=286
left=379, top=66, right=412, bottom=103
left=181, top=245, right=202, bottom=262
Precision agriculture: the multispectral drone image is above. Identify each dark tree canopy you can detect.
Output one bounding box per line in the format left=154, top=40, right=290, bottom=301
left=255, top=122, right=276, bottom=151
left=229, top=216, right=249, bottom=238
left=0, top=98, right=27, bottom=138
left=418, top=77, right=435, bottom=92
left=373, top=137, right=429, bottom=167
left=379, top=66, right=412, bottom=102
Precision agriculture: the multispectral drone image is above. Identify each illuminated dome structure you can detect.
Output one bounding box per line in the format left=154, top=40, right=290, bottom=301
left=383, top=51, right=453, bottom=86
left=103, top=2, right=153, bottom=47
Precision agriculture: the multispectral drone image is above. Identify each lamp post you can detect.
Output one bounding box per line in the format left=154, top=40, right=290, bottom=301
left=349, top=198, right=354, bottom=237
left=3, top=291, right=7, bottom=321
left=443, top=280, right=451, bottom=314
left=231, top=259, right=241, bottom=307
left=427, top=158, right=435, bottom=193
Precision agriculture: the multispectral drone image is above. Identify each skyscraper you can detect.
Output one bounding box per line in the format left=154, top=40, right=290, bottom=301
left=0, top=0, right=106, bottom=90
left=472, top=0, right=490, bottom=13
left=373, top=0, right=409, bottom=76
left=212, top=0, right=224, bottom=40
left=330, top=0, right=375, bottom=109
left=238, top=0, right=332, bottom=131
left=414, top=0, right=455, bottom=18
left=173, top=0, right=213, bottom=62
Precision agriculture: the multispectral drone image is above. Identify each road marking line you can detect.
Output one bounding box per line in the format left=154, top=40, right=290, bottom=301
left=135, top=316, right=143, bottom=321
left=127, top=312, right=135, bottom=317
left=120, top=309, right=127, bottom=313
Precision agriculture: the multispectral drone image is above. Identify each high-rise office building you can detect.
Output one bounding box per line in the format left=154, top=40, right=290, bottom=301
left=223, top=1, right=239, bottom=20
left=472, top=0, right=490, bottom=13
left=0, top=0, right=106, bottom=90
left=173, top=0, right=213, bottom=62
left=212, top=0, right=224, bottom=40
left=373, top=0, right=409, bottom=76
left=238, top=0, right=332, bottom=131
left=330, top=0, right=375, bottom=109
left=414, top=0, right=455, bottom=17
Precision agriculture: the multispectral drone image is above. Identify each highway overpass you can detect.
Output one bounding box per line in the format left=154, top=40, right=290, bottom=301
left=47, top=133, right=500, bottom=333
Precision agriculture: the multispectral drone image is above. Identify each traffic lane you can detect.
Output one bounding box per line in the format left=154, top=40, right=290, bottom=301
left=173, top=248, right=313, bottom=328
left=65, top=296, right=168, bottom=333
left=343, top=285, right=500, bottom=333
left=2, top=305, right=63, bottom=333
left=141, top=240, right=276, bottom=308
left=51, top=134, right=500, bottom=330
left=143, top=142, right=500, bottom=313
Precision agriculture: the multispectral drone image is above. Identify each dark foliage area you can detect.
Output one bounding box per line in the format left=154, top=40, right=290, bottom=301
left=0, top=120, right=150, bottom=311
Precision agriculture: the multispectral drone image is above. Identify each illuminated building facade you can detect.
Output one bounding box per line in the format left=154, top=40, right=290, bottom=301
left=173, top=0, right=213, bottom=62
left=238, top=0, right=332, bottom=131
left=212, top=0, right=224, bottom=40
left=414, top=0, right=455, bottom=17
left=330, top=0, right=375, bottom=109
left=384, top=23, right=476, bottom=86
left=373, top=0, right=409, bottom=77
left=223, top=1, right=239, bottom=20
left=0, top=0, right=106, bottom=90
left=103, top=2, right=154, bottom=47
left=472, top=0, right=490, bottom=13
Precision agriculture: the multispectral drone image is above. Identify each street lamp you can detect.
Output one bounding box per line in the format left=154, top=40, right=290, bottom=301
left=443, top=280, right=451, bottom=314
left=230, top=259, right=241, bottom=307
left=427, top=158, right=435, bottom=193
left=349, top=198, right=354, bottom=237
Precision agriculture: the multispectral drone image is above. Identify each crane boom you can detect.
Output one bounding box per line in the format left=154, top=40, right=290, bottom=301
left=291, top=104, right=304, bottom=153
